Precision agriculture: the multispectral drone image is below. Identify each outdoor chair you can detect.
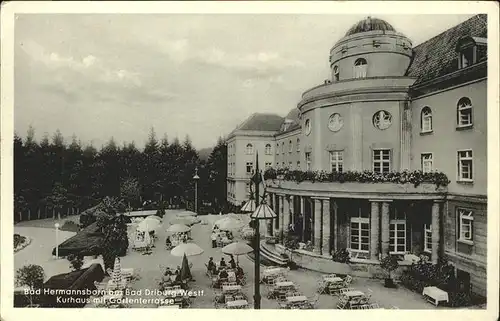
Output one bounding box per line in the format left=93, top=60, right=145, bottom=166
left=277, top=293, right=287, bottom=302
left=369, top=303, right=380, bottom=309
left=317, top=280, right=328, bottom=294
left=277, top=301, right=288, bottom=309
left=308, top=294, right=320, bottom=309
left=225, top=295, right=235, bottom=303
left=344, top=275, right=353, bottom=285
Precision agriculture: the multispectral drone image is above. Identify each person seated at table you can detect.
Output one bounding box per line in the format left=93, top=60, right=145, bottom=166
left=229, top=256, right=236, bottom=269
left=164, top=267, right=173, bottom=276
left=236, top=265, right=244, bottom=278
left=165, top=236, right=172, bottom=248
left=213, top=224, right=220, bottom=232
left=207, top=257, right=216, bottom=272
left=220, top=257, right=227, bottom=267
left=211, top=233, right=217, bottom=248
left=219, top=268, right=229, bottom=280
left=227, top=231, right=234, bottom=240
left=182, top=233, right=188, bottom=243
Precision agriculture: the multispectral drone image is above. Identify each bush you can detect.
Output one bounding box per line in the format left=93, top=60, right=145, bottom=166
left=380, top=255, right=399, bottom=276
left=14, top=234, right=26, bottom=248
left=67, top=254, right=84, bottom=271
left=16, top=264, right=45, bottom=306
left=60, top=220, right=80, bottom=232
left=332, top=248, right=351, bottom=263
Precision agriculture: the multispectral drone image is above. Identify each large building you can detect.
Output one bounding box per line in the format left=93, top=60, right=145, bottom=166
left=226, top=15, right=487, bottom=297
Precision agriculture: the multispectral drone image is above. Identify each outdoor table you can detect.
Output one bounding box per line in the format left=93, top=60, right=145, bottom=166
left=344, top=290, right=365, bottom=298
left=422, top=286, right=449, bottom=306
left=263, top=268, right=283, bottom=277
left=227, top=299, right=248, bottom=308
left=286, top=295, right=308, bottom=303
left=222, top=284, right=242, bottom=293
left=324, top=277, right=343, bottom=284
left=275, top=281, right=294, bottom=288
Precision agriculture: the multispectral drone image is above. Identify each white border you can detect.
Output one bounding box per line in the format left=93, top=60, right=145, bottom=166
left=1, top=2, right=499, bottom=321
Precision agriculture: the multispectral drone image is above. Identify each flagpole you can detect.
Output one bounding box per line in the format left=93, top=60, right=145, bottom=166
left=253, top=151, right=261, bottom=309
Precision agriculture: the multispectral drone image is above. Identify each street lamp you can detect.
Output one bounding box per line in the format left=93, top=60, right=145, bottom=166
left=193, top=167, right=200, bottom=214
left=54, top=222, right=60, bottom=259
left=243, top=151, right=276, bottom=309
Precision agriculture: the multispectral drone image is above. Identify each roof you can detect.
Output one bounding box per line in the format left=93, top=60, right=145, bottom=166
left=406, top=14, right=487, bottom=86
left=236, top=113, right=284, bottom=132
left=52, top=222, right=104, bottom=256
left=345, top=17, right=396, bottom=37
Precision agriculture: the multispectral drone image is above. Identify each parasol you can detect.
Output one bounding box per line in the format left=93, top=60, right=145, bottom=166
left=215, top=217, right=244, bottom=230
left=177, top=211, right=197, bottom=217
left=171, top=242, right=204, bottom=257
left=240, top=200, right=256, bottom=213
left=145, top=215, right=161, bottom=222
left=222, top=241, right=254, bottom=263
left=137, top=218, right=160, bottom=232
left=170, top=217, right=195, bottom=226
left=167, top=224, right=191, bottom=233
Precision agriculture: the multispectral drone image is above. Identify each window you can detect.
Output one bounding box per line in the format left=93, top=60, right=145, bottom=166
left=458, top=208, right=474, bottom=242
left=288, top=140, right=292, bottom=153
left=354, top=58, right=367, bottom=78
left=421, top=107, right=433, bottom=132
left=329, top=151, right=344, bottom=172
left=265, top=144, right=271, bottom=155
left=265, top=162, right=272, bottom=170
left=460, top=46, right=475, bottom=68
left=389, top=209, right=406, bottom=254
left=276, top=143, right=279, bottom=155
left=296, top=138, right=300, bottom=152
left=305, top=152, right=311, bottom=171
left=281, top=142, right=285, bottom=154
left=297, top=161, right=301, bottom=169
left=333, top=65, right=339, bottom=81
left=424, top=224, right=432, bottom=253
left=373, top=149, right=391, bottom=174
left=289, top=161, right=293, bottom=169
left=421, top=153, right=433, bottom=173
left=246, top=143, right=253, bottom=155
left=458, top=150, right=473, bottom=181
left=245, top=183, right=250, bottom=197
left=350, top=214, right=369, bottom=253
left=457, top=97, right=473, bottom=127
left=246, top=162, right=253, bottom=174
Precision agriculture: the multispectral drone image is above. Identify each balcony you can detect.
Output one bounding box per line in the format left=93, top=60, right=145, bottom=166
left=264, top=169, right=449, bottom=199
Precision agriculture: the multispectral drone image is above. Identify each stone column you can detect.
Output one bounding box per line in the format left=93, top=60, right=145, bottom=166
left=283, top=195, right=290, bottom=243
left=314, top=198, right=322, bottom=253
left=301, top=196, right=306, bottom=242
left=400, top=99, right=412, bottom=170
left=333, top=201, right=338, bottom=252
left=274, top=194, right=280, bottom=232
left=280, top=195, right=285, bottom=239
left=370, top=201, right=380, bottom=260
left=322, top=198, right=331, bottom=256
left=431, top=201, right=442, bottom=264
left=289, top=195, right=295, bottom=230
left=381, top=201, right=391, bottom=257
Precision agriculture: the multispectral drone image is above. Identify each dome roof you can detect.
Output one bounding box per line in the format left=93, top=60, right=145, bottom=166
left=345, top=17, right=396, bottom=37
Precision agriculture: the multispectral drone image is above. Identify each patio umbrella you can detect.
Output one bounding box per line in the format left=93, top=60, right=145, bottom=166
left=177, top=211, right=197, bottom=217
left=222, top=241, right=253, bottom=264
left=216, top=217, right=244, bottom=230
left=170, top=217, right=194, bottom=226
left=171, top=242, right=204, bottom=257
left=240, top=200, right=256, bottom=213
left=145, top=215, right=161, bottom=222
left=167, top=224, right=191, bottom=233
left=180, top=253, right=192, bottom=281
left=137, top=218, right=160, bottom=232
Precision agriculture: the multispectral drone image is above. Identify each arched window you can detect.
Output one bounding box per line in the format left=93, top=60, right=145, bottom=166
left=276, top=143, right=279, bottom=155
left=457, top=97, right=473, bottom=127
left=296, top=138, right=300, bottom=152
left=333, top=65, right=339, bottom=81
left=421, top=107, right=433, bottom=132
left=265, top=143, right=271, bottom=155
left=354, top=58, right=368, bottom=78
left=246, top=143, right=253, bottom=155
left=288, top=140, right=293, bottom=153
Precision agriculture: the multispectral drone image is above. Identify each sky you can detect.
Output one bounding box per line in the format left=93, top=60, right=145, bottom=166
left=14, top=13, right=475, bottom=150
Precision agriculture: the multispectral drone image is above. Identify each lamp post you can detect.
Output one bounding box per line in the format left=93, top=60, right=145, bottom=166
left=245, top=151, right=276, bottom=309
left=54, top=222, right=60, bottom=259
left=193, top=167, right=200, bottom=214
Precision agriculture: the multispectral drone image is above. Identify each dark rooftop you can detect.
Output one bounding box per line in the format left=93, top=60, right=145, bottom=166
left=407, top=14, right=487, bottom=86
left=345, top=17, right=396, bottom=37
left=237, top=113, right=284, bottom=132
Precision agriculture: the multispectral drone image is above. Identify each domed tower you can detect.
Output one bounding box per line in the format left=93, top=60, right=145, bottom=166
left=297, top=17, right=416, bottom=173
left=329, top=17, right=413, bottom=81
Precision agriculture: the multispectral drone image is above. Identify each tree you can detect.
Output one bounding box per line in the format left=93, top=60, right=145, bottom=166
left=206, top=137, right=227, bottom=212
left=380, top=255, right=399, bottom=288
left=45, top=182, right=68, bottom=219
left=15, top=264, right=45, bottom=306
left=67, top=254, right=84, bottom=271
left=120, top=177, right=140, bottom=210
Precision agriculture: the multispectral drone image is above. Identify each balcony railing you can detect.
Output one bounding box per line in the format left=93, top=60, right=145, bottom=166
left=264, top=168, right=450, bottom=190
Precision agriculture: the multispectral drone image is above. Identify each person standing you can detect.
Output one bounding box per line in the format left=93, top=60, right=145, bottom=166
left=211, top=233, right=217, bottom=248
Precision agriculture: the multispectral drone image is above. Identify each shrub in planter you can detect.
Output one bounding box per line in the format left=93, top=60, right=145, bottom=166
left=332, top=248, right=351, bottom=263
left=380, top=255, right=399, bottom=288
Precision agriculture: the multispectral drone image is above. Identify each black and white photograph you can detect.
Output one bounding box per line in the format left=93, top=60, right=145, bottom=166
left=1, top=1, right=498, bottom=317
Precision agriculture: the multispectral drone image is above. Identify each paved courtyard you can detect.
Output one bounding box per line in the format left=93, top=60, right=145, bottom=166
left=15, top=210, right=441, bottom=309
